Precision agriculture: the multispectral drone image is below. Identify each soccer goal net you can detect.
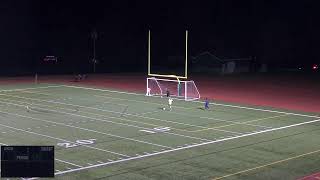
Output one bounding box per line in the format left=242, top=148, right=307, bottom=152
left=146, top=77, right=200, bottom=101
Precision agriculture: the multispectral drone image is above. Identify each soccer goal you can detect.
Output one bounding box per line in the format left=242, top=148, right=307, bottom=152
left=147, top=77, right=200, bottom=101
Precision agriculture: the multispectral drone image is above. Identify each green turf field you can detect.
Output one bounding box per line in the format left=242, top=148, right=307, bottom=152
left=0, top=83, right=320, bottom=180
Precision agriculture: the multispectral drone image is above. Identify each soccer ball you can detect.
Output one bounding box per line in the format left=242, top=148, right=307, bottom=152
left=163, top=107, right=166, bottom=110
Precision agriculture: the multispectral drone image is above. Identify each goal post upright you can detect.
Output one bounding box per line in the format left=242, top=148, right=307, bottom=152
left=185, top=30, right=188, bottom=79
left=148, top=30, right=188, bottom=79
left=148, top=30, right=151, bottom=75
left=147, top=29, right=200, bottom=101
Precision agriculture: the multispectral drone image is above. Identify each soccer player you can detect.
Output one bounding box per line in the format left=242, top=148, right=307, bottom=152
left=166, top=89, right=170, bottom=98
left=204, top=98, right=209, bottom=110
left=168, top=98, right=173, bottom=111
left=146, top=87, right=151, bottom=96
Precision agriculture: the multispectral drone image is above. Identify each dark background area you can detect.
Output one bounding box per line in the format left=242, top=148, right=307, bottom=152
left=0, top=0, right=319, bottom=76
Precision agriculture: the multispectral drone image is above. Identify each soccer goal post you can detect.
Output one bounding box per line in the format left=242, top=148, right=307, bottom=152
left=147, top=77, right=200, bottom=101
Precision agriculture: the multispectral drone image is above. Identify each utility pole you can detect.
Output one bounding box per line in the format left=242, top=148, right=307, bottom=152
left=91, top=28, right=98, bottom=73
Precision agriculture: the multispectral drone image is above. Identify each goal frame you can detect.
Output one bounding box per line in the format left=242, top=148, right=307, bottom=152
left=146, top=77, right=200, bottom=101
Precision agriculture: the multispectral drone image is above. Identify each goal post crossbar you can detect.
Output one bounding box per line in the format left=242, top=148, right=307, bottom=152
left=146, top=77, right=200, bottom=101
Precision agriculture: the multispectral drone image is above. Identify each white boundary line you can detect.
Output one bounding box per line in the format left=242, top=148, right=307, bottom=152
left=0, top=109, right=173, bottom=149
left=55, top=118, right=320, bottom=176
left=0, top=85, right=63, bottom=92
left=0, top=123, right=130, bottom=158
left=60, top=85, right=320, bottom=118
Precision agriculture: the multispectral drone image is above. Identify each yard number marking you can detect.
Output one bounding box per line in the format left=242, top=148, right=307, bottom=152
left=139, top=127, right=171, bottom=134
left=57, top=139, right=96, bottom=148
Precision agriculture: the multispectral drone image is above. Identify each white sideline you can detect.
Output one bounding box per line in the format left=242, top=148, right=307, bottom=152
left=190, top=114, right=287, bottom=132
left=0, top=123, right=130, bottom=158
left=0, top=95, right=217, bottom=140
left=60, top=84, right=320, bottom=118
left=0, top=109, right=172, bottom=149
left=0, top=85, right=63, bottom=92
left=55, top=158, right=83, bottom=168
left=55, top=118, right=320, bottom=176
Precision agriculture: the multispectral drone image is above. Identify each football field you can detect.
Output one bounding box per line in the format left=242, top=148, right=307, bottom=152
left=0, top=84, right=320, bottom=180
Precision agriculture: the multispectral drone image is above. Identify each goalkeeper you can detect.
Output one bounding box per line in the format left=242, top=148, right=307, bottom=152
left=146, top=87, right=151, bottom=96
left=204, top=98, right=210, bottom=110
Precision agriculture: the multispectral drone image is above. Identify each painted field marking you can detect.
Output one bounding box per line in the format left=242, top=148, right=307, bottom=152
left=192, top=115, right=288, bottom=132
left=55, top=158, right=83, bottom=168
left=93, top=95, right=278, bottom=130
left=154, top=127, right=171, bottom=132
left=168, top=110, right=272, bottom=129
left=0, top=94, right=211, bottom=133
left=0, top=90, right=248, bottom=134
left=133, top=109, right=162, bottom=116
left=57, top=139, right=96, bottom=149
left=0, top=98, right=216, bottom=140
left=0, top=85, right=63, bottom=93
left=54, top=117, right=320, bottom=176
left=212, top=148, right=320, bottom=180
left=139, top=130, right=156, bottom=134
left=0, top=109, right=172, bottom=149
left=60, top=84, right=320, bottom=119
left=139, top=127, right=171, bottom=134
left=0, top=123, right=130, bottom=157
left=8, top=86, right=293, bottom=131
left=99, top=100, right=130, bottom=108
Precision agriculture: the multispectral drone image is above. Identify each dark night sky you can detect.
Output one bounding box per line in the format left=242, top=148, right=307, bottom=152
left=0, top=0, right=319, bottom=75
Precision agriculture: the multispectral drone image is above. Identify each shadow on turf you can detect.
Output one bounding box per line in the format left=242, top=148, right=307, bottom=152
left=197, top=107, right=213, bottom=111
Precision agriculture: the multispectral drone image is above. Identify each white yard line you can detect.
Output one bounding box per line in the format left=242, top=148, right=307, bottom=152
left=55, top=158, right=83, bottom=168
left=0, top=93, right=243, bottom=135
left=0, top=109, right=172, bottom=149
left=167, top=110, right=272, bottom=129
left=0, top=97, right=219, bottom=140
left=37, top=93, right=279, bottom=129
left=0, top=123, right=130, bottom=158
left=60, top=84, right=319, bottom=118
left=133, top=110, right=162, bottom=116
left=55, top=118, right=320, bottom=176
left=190, top=115, right=288, bottom=132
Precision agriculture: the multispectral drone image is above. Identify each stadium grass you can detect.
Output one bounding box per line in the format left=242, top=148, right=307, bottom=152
left=0, top=83, right=319, bottom=180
